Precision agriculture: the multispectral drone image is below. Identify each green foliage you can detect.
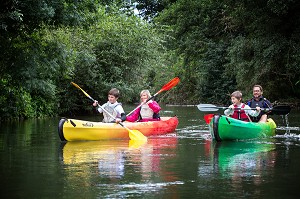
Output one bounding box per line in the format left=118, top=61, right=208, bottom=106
left=0, top=76, right=35, bottom=120
left=224, top=0, right=300, bottom=100
left=2, top=0, right=300, bottom=121
left=0, top=1, right=171, bottom=119
left=155, top=0, right=300, bottom=104
left=155, top=0, right=236, bottom=103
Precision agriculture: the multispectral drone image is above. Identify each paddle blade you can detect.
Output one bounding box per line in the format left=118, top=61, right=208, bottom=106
left=71, top=82, right=94, bottom=101
left=269, top=105, right=291, bottom=115
left=157, top=77, right=180, bottom=94
left=197, top=104, right=228, bottom=112
left=129, top=140, right=147, bottom=148
left=128, top=129, right=148, bottom=141
left=71, top=82, right=81, bottom=89
left=197, top=104, right=219, bottom=112
left=204, top=114, right=214, bottom=124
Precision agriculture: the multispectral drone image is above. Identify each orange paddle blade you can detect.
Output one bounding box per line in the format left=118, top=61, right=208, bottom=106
left=204, top=114, right=214, bottom=124
left=157, top=77, right=180, bottom=94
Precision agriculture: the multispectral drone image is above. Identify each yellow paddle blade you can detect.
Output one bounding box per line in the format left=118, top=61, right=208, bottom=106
left=129, top=139, right=147, bottom=148
left=71, top=82, right=80, bottom=89
left=71, top=82, right=94, bottom=101
left=128, top=129, right=148, bottom=141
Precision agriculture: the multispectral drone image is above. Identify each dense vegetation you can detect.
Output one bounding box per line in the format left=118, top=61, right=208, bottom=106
left=1, top=0, right=299, bottom=120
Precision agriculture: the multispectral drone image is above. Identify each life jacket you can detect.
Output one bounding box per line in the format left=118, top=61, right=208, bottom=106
left=248, top=96, right=268, bottom=108
left=102, top=103, right=121, bottom=123
left=247, top=96, right=271, bottom=122
left=139, top=104, right=160, bottom=121
left=231, top=104, right=249, bottom=122
left=140, top=104, right=154, bottom=119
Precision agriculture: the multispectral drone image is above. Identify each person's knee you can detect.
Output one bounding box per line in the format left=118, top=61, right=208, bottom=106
left=259, top=114, right=268, bottom=123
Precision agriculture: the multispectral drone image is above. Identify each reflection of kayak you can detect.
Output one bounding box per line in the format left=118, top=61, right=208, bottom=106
left=61, top=137, right=178, bottom=165
left=213, top=141, right=276, bottom=174
left=58, top=116, right=178, bottom=141
left=61, top=140, right=134, bottom=165
left=60, top=138, right=178, bottom=179
left=214, top=141, right=275, bottom=156
left=209, top=115, right=276, bottom=141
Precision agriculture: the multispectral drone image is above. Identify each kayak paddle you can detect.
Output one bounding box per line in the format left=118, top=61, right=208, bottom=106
left=197, top=104, right=291, bottom=115
left=71, top=82, right=147, bottom=142
left=204, top=114, right=214, bottom=124
left=126, top=77, right=180, bottom=116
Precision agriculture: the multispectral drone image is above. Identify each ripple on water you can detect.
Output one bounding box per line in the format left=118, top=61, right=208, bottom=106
left=98, top=181, right=185, bottom=198
left=276, top=126, right=300, bottom=131
left=274, top=133, right=300, bottom=139
left=176, top=124, right=210, bottom=139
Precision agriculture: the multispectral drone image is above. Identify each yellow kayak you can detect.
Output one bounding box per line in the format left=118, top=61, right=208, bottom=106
left=58, top=116, right=179, bottom=141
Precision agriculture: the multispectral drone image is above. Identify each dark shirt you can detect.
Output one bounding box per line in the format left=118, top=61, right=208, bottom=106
left=246, top=96, right=272, bottom=122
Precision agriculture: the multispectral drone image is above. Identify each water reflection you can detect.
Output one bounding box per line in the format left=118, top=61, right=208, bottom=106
left=1, top=106, right=300, bottom=198
left=60, top=136, right=179, bottom=180
left=208, top=141, right=276, bottom=178
left=197, top=141, right=278, bottom=197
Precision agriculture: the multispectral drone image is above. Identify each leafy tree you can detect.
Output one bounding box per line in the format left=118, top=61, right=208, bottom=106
left=0, top=1, right=171, bottom=119
left=155, top=0, right=300, bottom=104
left=155, top=0, right=236, bottom=103
left=225, top=0, right=300, bottom=100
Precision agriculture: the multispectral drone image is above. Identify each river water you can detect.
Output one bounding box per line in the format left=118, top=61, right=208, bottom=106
left=1, top=105, right=300, bottom=198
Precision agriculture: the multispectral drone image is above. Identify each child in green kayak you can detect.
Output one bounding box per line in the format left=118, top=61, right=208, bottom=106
left=92, top=88, right=126, bottom=123
left=224, top=91, right=261, bottom=122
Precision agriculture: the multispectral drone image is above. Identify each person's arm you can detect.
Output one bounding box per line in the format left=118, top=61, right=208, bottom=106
left=126, top=108, right=140, bottom=122
left=114, top=105, right=126, bottom=123
left=148, top=101, right=161, bottom=113
left=264, top=98, right=272, bottom=108
left=95, top=101, right=104, bottom=113
left=224, top=105, right=234, bottom=116
left=244, top=105, right=260, bottom=117
left=120, top=113, right=126, bottom=122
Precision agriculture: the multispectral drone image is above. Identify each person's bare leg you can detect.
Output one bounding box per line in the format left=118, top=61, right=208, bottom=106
left=259, top=114, right=268, bottom=123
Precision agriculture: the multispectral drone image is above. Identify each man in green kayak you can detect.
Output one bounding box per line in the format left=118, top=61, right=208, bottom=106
left=247, top=85, right=272, bottom=123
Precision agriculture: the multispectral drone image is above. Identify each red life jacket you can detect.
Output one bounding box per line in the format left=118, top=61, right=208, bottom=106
left=231, top=104, right=250, bottom=122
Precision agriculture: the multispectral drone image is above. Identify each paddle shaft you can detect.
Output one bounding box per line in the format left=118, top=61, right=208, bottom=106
left=76, top=87, right=128, bottom=126
left=126, top=77, right=180, bottom=116
left=97, top=104, right=134, bottom=133
left=197, top=104, right=291, bottom=115
left=126, top=93, right=157, bottom=116
left=203, top=106, right=270, bottom=111
left=71, top=82, right=120, bottom=121
left=71, top=82, right=147, bottom=141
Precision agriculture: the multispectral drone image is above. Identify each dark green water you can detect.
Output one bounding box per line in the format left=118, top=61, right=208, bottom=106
left=1, top=105, right=300, bottom=198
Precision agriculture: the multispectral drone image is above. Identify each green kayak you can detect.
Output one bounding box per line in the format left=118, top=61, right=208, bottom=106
left=208, top=114, right=276, bottom=141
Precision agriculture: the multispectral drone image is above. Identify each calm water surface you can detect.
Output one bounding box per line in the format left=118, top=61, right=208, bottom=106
left=1, top=105, right=300, bottom=198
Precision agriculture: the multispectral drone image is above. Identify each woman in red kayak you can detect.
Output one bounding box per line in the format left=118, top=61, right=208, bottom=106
left=126, top=90, right=161, bottom=122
